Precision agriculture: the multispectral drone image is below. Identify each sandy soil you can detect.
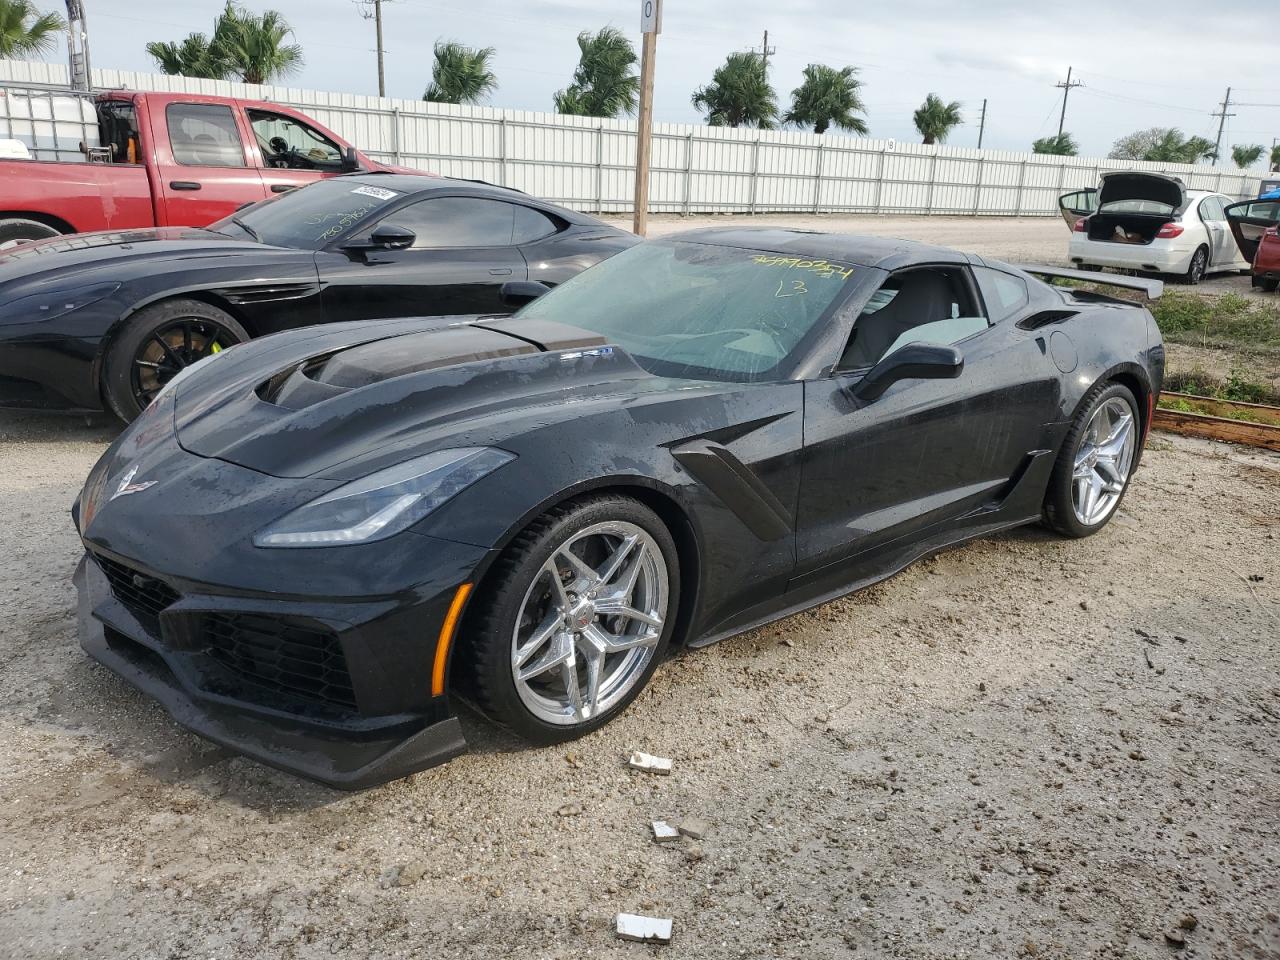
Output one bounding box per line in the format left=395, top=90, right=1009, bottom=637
left=1, top=409, right=1278, bottom=958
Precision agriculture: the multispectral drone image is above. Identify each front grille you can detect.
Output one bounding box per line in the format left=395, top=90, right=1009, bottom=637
left=94, top=554, right=180, bottom=636
left=201, top=613, right=357, bottom=710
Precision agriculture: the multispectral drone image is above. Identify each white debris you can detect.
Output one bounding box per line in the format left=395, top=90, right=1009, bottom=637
left=616, top=913, right=673, bottom=943
left=650, top=820, right=680, bottom=843
left=628, top=751, right=672, bottom=775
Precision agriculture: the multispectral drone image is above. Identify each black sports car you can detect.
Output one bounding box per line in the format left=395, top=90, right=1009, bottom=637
left=73, top=229, right=1165, bottom=788
left=0, top=174, right=636, bottom=419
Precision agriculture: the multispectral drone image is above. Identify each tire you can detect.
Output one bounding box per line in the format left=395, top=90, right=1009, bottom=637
left=102, top=298, right=248, bottom=422
left=1043, top=382, right=1141, bottom=539
left=1081, top=264, right=1103, bottom=273
left=0, top=217, right=60, bottom=249
left=1183, top=246, right=1209, bottom=285
left=462, top=494, right=681, bottom=743
left=1263, top=278, right=1279, bottom=293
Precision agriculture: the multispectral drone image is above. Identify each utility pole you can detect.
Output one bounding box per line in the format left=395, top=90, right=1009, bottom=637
left=976, top=98, right=987, bottom=149
left=1211, top=87, right=1235, bottom=165
left=756, top=29, right=775, bottom=73
left=1055, top=66, right=1082, bottom=138
left=354, top=0, right=387, bottom=97
left=632, top=0, right=661, bottom=236
left=64, top=0, right=91, bottom=92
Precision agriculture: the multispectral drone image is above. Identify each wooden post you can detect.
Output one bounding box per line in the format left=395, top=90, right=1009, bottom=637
left=632, top=0, right=661, bottom=236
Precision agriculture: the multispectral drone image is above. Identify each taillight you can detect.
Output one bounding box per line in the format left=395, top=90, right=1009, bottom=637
left=1073, top=217, right=1089, bottom=232
left=1155, top=222, right=1184, bottom=239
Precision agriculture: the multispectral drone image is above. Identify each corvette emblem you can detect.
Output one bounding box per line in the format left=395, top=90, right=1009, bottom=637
left=110, top=465, right=158, bottom=501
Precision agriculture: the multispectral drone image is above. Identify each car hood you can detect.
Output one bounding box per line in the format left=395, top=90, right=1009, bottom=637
left=1097, top=172, right=1186, bottom=211
left=0, top=227, right=285, bottom=288
left=172, top=315, right=712, bottom=480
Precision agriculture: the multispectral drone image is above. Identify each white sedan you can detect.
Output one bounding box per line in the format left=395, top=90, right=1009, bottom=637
left=1060, top=172, right=1249, bottom=284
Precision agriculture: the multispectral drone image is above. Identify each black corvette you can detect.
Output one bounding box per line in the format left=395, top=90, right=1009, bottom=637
left=73, top=229, right=1164, bottom=788
left=0, top=174, right=636, bottom=419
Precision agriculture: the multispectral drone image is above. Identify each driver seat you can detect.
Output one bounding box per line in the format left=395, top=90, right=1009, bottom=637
left=841, top=270, right=957, bottom=370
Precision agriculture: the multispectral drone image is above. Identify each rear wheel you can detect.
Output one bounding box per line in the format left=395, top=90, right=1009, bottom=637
left=0, top=217, right=60, bottom=249
left=462, top=495, right=680, bottom=742
left=102, top=298, right=248, bottom=421
left=1043, top=382, right=1140, bottom=538
left=1262, top=277, right=1279, bottom=293
left=1183, top=245, right=1209, bottom=285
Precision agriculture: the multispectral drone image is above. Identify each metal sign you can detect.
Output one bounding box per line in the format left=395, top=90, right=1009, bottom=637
left=641, top=0, right=662, bottom=34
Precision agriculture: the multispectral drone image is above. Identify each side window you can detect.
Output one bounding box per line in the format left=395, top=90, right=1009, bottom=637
left=973, top=266, right=1029, bottom=323
left=1199, top=197, right=1224, bottom=222
left=247, top=110, right=343, bottom=171
left=166, top=103, right=246, bottom=168
left=512, top=205, right=561, bottom=244
left=839, top=266, right=987, bottom=371
left=95, top=101, right=141, bottom=164
left=377, top=197, right=516, bottom=248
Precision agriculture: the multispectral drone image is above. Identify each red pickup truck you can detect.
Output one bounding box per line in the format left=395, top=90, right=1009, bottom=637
left=0, top=90, right=411, bottom=246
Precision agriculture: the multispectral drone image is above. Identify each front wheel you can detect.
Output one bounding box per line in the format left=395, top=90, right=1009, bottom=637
left=462, top=495, right=680, bottom=742
left=1043, top=383, right=1141, bottom=538
left=102, top=298, right=248, bottom=421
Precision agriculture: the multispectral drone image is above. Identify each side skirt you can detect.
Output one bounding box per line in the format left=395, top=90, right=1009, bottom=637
left=686, top=512, right=1040, bottom=649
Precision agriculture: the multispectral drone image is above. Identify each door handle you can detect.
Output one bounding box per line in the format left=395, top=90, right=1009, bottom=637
left=169, top=181, right=201, bottom=191
left=270, top=184, right=296, bottom=194
left=489, top=268, right=513, bottom=276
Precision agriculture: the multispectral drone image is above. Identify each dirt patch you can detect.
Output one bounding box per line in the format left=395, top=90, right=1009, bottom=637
left=0, top=413, right=1278, bottom=958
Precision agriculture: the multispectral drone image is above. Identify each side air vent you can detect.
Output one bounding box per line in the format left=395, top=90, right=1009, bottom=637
left=1018, top=309, right=1079, bottom=330
left=209, top=282, right=318, bottom=305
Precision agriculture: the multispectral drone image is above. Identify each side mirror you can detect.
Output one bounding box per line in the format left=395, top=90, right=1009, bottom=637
left=344, top=223, right=416, bottom=251
left=851, top=342, right=963, bottom=403
left=341, top=146, right=361, bottom=173
left=500, top=280, right=551, bottom=307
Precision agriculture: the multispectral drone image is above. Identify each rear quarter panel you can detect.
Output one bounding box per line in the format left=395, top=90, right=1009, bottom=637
left=0, top=159, right=155, bottom=232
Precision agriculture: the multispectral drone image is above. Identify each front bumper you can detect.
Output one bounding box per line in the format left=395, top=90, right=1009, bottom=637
left=75, top=538, right=486, bottom=789
left=0, top=332, right=104, bottom=412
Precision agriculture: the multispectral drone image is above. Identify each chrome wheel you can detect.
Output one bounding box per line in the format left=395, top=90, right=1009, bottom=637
left=511, top=520, right=668, bottom=726
left=1187, top=247, right=1207, bottom=284
left=1071, top=396, right=1136, bottom=526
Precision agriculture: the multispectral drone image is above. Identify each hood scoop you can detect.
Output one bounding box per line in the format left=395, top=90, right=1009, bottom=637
left=261, top=324, right=542, bottom=410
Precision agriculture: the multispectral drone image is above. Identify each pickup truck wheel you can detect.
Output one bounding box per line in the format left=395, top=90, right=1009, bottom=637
left=103, top=299, right=248, bottom=422
left=0, top=218, right=60, bottom=249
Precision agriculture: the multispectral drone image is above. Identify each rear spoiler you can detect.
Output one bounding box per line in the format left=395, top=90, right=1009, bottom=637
left=1016, top=264, right=1163, bottom=300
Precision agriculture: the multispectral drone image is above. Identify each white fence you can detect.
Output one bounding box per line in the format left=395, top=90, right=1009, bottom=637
left=0, top=58, right=1270, bottom=217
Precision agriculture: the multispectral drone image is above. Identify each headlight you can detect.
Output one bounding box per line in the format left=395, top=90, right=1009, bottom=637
left=0, top=281, right=121, bottom=325
left=253, top=447, right=515, bottom=548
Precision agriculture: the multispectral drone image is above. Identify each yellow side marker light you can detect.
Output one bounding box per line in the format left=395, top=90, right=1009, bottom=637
left=431, top=582, right=473, bottom=697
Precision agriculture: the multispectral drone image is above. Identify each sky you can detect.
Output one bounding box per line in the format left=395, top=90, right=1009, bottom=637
left=45, top=0, right=1280, bottom=160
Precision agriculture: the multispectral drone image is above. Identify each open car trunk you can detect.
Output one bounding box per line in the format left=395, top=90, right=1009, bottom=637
left=1082, top=172, right=1187, bottom=246
left=1085, top=213, right=1169, bottom=245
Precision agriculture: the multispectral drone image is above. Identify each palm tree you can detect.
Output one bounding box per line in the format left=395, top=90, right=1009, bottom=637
left=913, top=94, right=962, bottom=144
left=782, top=64, right=867, bottom=136
left=1031, top=132, right=1078, bottom=156
left=553, top=27, right=639, bottom=118
left=146, top=33, right=230, bottom=79
left=1181, top=136, right=1216, bottom=164
left=424, top=41, right=497, bottom=104
left=213, top=2, right=303, bottom=85
left=1231, top=143, right=1265, bottom=169
left=0, top=0, right=65, bottom=60
left=1272, top=144, right=1280, bottom=173
left=691, top=52, right=778, bottom=129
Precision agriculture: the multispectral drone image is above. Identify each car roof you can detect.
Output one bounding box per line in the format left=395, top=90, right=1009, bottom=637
left=662, top=227, right=969, bottom=270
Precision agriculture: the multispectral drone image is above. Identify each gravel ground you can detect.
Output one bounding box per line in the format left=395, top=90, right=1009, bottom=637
left=1, top=411, right=1278, bottom=958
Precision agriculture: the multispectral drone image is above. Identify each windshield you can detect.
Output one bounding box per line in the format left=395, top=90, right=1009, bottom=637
left=515, top=240, right=857, bottom=381
left=211, top=178, right=405, bottom=249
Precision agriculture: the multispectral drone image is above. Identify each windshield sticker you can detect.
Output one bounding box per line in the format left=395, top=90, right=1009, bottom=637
left=750, top=255, right=854, bottom=281
left=351, top=185, right=398, bottom=201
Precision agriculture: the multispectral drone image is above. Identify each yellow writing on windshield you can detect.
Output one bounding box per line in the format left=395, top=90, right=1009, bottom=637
left=750, top=255, right=854, bottom=281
